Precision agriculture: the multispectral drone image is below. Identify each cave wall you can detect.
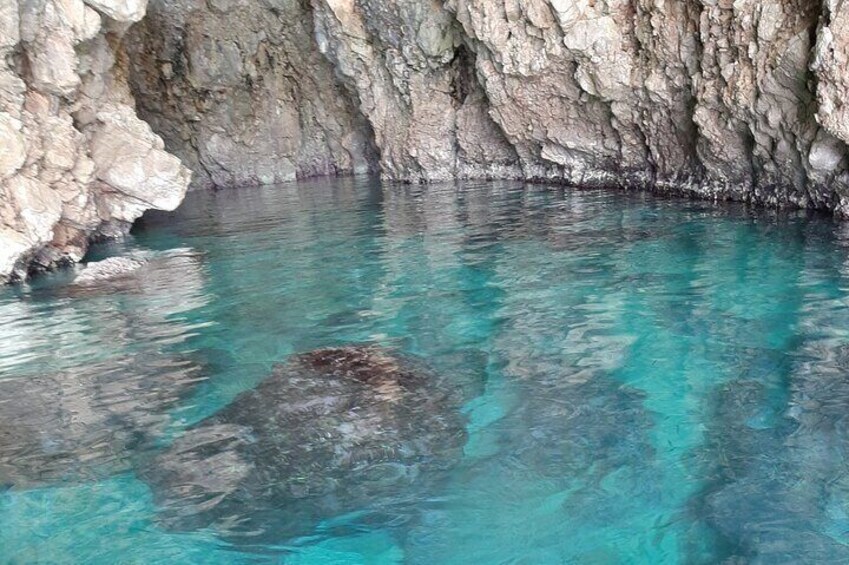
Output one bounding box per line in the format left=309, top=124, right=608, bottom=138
left=129, top=0, right=849, bottom=211
left=125, top=0, right=379, bottom=189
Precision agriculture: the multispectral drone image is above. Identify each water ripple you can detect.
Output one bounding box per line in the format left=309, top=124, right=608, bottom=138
left=2, top=177, right=849, bottom=562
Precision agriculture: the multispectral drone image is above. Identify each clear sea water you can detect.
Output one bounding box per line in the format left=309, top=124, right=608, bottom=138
left=3, top=177, right=849, bottom=563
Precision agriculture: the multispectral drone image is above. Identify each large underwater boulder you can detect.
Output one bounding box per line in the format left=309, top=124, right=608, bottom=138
left=141, top=345, right=468, bottom=540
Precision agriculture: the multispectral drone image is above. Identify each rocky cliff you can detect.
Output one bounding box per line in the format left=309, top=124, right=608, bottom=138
left=5, top=0, right=849, bottom=281
left=0, top=0, right=190, bottom=282
left=126, top=0, right=849, bottom=208
left=125, top=0, right=379, bottom=189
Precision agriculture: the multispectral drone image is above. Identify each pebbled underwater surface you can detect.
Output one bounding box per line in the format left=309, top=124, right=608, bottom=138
left=3, top=177, right=849, bottom=563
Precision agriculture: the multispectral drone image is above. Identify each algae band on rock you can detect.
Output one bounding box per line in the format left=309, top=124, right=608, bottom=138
left=141, top=346, right=469, bottom=539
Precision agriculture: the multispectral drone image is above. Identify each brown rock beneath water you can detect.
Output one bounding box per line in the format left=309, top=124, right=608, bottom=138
left=140, top=345, right=468, bottom=541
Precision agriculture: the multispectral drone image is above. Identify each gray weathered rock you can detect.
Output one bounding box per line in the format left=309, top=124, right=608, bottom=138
left=311, top=0, right=521, bottom=181
left=9, top=0, right=849, bottom=280
left=141, top=345, right=468, bottom=540
left=0, top=0, right=190, bottom=283
left=123, top=0, right=849, bottom=214
left=67, top=248, right=203, bottom=294
left=125, top=0, right=379, bottom=189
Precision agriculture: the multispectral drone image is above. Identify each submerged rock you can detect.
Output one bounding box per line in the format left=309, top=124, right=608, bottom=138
left=64, top=249, right=203, bottom=297
left=141, top=345, right=468, bottom=540
left=0, top=246, right=209, bottom=488
left=74, top=257, right=147, bottom=285
left=0, top=353, right=204, bottom=489
left=694, top=373, right=849, bottom=563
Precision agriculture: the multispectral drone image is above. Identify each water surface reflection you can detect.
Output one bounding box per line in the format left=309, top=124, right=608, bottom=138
left=2, top=178, right=849, bottom=563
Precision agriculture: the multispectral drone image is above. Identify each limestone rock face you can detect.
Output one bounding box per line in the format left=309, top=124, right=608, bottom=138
left=0, top=0, right=190, bottom=283
left=141, top=346, right=468, bottom=541
left=8, top=0, right=849, bottom=280
left=125, top=0, right=379, bottom=189
left=311, top=0, right=521, bottom=181
left=312, top=0, right=849, bottom=206
left=124, top=0, right=849, bottom=214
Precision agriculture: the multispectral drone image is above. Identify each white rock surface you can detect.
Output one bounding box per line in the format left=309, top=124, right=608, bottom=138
left=0, top=0, right=190, bottom=283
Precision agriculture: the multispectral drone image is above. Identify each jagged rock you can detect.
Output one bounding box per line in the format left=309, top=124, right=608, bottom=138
left=0, top=0, right=191, bottom=283
left=140, top=345, right=468, bottom=540
left=311, top=0, right=521, bottom=181
left=813, top=1, right=849, bottom=146
left=122, top=0, right=849, bottom=212
left=125, top=0, right=379, bottom=189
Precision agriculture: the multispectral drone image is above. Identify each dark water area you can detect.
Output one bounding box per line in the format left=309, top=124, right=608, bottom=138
left=3, top=177, right=849, bottom=563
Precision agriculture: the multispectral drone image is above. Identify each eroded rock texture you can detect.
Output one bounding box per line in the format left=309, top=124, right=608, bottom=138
left=0, top=0, right=191, bottom=283
left=141, top=346, right=468, bottom=541
left=311, top=0, right=521, bottom=181
left=124, top=0, right=849, bottom=210
left=8, top=0, right=849, bottom=279
left=311, top=0, right=849, bottom=207
left=125, top=0, right=379, bottom=189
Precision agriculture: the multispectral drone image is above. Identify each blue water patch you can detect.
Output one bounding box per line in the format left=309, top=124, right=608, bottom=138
left=2, top=177, right=849, bottom=563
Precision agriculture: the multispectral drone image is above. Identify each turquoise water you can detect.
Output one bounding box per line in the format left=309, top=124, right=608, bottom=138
left=3, top=177, right=849, bottom=563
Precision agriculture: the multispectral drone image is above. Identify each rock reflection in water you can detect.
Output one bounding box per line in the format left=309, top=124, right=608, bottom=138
left=141, top=345, right=468, bottom=542
left=0, top=354, right=203, bottom=488
left=0, top=249, right=209, bottom=488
